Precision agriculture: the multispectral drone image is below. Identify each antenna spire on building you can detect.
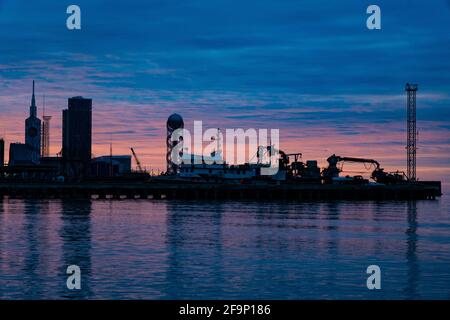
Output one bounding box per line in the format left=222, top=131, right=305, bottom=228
left=30, top=80, right=37, bottom=117
left=32, top=80, right=35, bottom=105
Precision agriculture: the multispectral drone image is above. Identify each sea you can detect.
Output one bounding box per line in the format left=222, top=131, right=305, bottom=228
left=0, top=193, right=449, bottom=299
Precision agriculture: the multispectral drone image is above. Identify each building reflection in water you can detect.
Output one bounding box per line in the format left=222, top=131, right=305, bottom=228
left=21, top=200, right=44, bottom=298
left=12, top=199, right=66, bottom=299
left=0, top=196, right=3, bottom=262
left=59, top=199, right=93, bottom=299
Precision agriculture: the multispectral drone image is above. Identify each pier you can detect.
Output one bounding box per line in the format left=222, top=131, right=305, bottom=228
left=0, top=180, right=442, bottom=201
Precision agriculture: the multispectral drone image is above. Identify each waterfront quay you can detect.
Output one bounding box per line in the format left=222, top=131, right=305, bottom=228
left=0, top=180, right=442, bottom=201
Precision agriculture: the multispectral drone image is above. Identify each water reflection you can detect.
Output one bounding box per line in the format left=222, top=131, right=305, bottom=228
left=0, top=197, right=448, bottom=299
left=405, top=201, right=419, bottom=299
left=59, top=200, right=93, bottom=299
left=21, top=200, right=44, bottom=298
left=164, top=202, right=224, bottom=298
left=322, top=202, right=341, bottom=288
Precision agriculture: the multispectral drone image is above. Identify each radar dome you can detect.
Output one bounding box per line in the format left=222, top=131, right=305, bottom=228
left=167, top=113, right=184, bottom=129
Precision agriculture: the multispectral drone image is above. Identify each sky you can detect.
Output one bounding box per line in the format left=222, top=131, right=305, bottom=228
left=0, top=0, right=449, bottom=184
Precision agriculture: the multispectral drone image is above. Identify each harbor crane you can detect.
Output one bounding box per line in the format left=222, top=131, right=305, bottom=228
left=130, top=147, right=144, bottom=173
left=323, top=154, right=380, bottom=178
left=322, top=154, right=406, bottom=184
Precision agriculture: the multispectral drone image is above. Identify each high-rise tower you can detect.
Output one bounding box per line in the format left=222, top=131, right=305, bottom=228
left=0, top=138, right=4, bottom=167
left=62, top=96, right=92, bottom=177
left=406, top=83, right=418, bottom=181
left=25, top=80, right=41, bottom=163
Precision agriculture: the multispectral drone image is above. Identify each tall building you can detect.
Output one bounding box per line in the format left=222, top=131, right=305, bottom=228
left=62, top=96, right=92, bottom=177
left=91, top=155, right=132, bottom=177
left=0, top=138, right=4, bottom=167
left=8, top=143, right=35, bottom=166
left=25, top=80, right=41, bottom=163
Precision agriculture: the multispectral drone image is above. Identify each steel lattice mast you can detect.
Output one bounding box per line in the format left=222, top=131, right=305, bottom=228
left=41, top=95, right=52, bottom=157
left=405, top=83, right=418, bottom=181
left=41, top=116, right=52, bottom=157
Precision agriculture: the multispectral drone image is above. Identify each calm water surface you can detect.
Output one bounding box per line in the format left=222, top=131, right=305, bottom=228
left=0, top=195, right=449, bottom=299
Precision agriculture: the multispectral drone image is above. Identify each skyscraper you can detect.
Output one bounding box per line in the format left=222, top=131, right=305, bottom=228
left=0, top=138, right=4, bottom=167
left=25, top=80, right=41, bottom=163
left=62, top=97, right=92, bottom=177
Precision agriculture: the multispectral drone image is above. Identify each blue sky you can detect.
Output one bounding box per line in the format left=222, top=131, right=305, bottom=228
left=1, top=0, right=449, bottom=94
left=0, top=0, right=449, bottom=182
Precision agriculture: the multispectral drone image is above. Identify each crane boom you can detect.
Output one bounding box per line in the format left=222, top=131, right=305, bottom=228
left=130, top=147, right=144, bottom=172
left=332, top=156, right=380, bottom=169
left=322, top=154, right=406, bottom=184
left=323, top=154, right=380, bottom=179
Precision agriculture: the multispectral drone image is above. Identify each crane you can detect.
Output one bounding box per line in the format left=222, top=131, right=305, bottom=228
left=322, top=154, right=406, bottom=184
left=322, top=154, right=380, bottom=179
left=130, top=147, right=144, bottom=172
